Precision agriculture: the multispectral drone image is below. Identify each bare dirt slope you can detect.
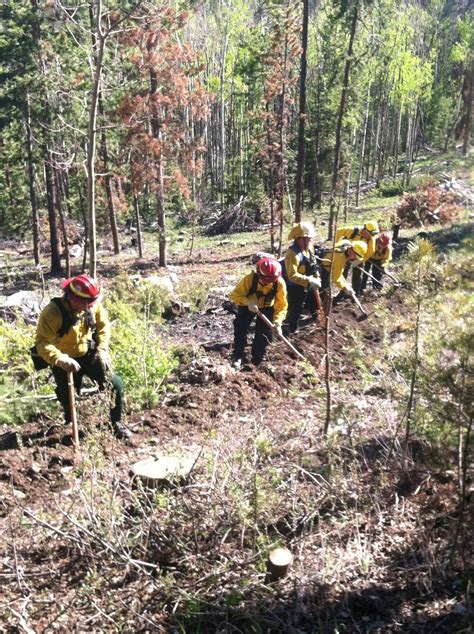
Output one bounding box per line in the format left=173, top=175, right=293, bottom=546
left=0, top=242, right=471, bottom=633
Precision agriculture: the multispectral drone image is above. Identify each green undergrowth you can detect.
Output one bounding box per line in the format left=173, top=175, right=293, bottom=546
left=374, top=232, right=473, bottom=461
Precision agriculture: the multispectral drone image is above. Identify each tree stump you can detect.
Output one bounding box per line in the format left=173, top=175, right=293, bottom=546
left=131, top=455, right=195, bottom=488
left=266, top=547, right=293, bottom=582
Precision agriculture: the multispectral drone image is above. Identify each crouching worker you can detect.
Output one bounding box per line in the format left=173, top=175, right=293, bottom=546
left=319, top=240, right=367, bottom=305
left=229, top=257, right=287, bottom=367
left=34, top=274, right=131, bottom=440
left=284, top=222, right=321, bottom=334
left=360, top=232, right=393, bottom=293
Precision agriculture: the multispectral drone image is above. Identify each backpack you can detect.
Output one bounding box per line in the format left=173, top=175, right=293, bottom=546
left=279, top=244, right=318, bottom=286
left=30, top=298, right=96, bottom=371
left=246, top=272, right=279, bottom=307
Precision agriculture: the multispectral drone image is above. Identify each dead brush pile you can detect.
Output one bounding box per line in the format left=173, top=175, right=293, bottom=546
left=396, top=179, right=463, bottom=228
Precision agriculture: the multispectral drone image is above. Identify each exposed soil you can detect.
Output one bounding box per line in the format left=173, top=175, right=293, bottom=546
left=1, top=240, right=472, bottom=633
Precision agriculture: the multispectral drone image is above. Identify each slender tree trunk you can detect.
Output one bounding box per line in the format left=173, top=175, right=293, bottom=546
left=44, top=158, right=62, bottom=273
left=86, top=2, right=106, bottom=279
left=25, top=94, right=40, bottom=265
left=149, top=68, right=167, bottom=267
left=355, top=84, right=370, bottom=208
left=392, top=107, right=402, bottom=177
left=294, top=0, right=309, bottom=223
left=219, top=31, right=229, bottom=210
left=133, top=193, right=143, bottom=259
left=78, top=183, right=88, bottom=273
left=99, top=97, right=120, bottom=255
left=55, top=170, right=70, bottom=278
left=328, top=3, right=358, bottom=240
left=462, top=60, right=473, bottom=156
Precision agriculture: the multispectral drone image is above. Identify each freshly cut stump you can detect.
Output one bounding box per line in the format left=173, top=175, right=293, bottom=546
left=266, top=547, right=293, bottom=581
left=131, top=455, right=195, bottom=487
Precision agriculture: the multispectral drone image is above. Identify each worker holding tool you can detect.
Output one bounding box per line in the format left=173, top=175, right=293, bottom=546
left=34, top=274, right=130, bottom=440
left=229, top=257, right=288, bottom=367
left=319, top=240, right=368, bottom=306
left=360, top=232, right=393, bottom=293
left=335, top=220, right=380, bottom=295
left=282, top=222, right=321, bottom=334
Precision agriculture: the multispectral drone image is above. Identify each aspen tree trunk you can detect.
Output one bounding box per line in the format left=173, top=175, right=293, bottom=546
left=149, top=68, right=167, bottom=268
left=343, top=130, right=356, bottom=222
left=44, top=158, right=62, bottom=273
left=294, top=0, right=309, bottom=223
left=355, top=84, right=370, bottom=208
left=328, top=3, right=358, bottom=240
left=55, top=170, right=70, bottom=278
left=310, top=78, right=322, bottom=208
left=86, top=0, right=106, bottom=279
left=99, top=96, right=120, bottom=255
left=392, top=107, right=402, bottom=177
left=462, top=60, right=473, bottom=156
left=25, top=94, right=40, bottom=265
left=78, top=183, right=88, bottom=273
left=31, top=0, right=61, bottom=274
left=403, top=111, right=413, bottom=187
left=133, top=194, right=143, bottom=259
left=219, top=32, right=229, bottom=210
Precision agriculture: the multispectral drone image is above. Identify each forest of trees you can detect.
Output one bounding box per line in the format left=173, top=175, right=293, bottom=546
left=1, top=0, right=472, bottom=272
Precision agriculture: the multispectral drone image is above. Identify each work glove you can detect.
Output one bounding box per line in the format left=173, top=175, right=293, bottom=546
left=345, top=287, right=355, bottom=298
left=351, top=259, right=363, bottom=268
left=56, top=354, right=81, bottom=373
left=97, top=348, right=112, bottom=373
left=273, top=324, right=283, bottom=337
left=307, top=275, right=321, bottom=289
left=247, top=299, right=258, bottom=313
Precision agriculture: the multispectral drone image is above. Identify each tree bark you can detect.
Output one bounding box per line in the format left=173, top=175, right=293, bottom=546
left=149, top=68, right=167, bottom=267
left=133, top=193, right=143, bottom=259
left=86, top=1, right=106, bottom=279
left=25, top=93, right=40, bottom=266
left=44, top=158, right=62, bottom=274
left=328, top=2, right=358, bottom=240
left=294, top=0, right=309, bottom=223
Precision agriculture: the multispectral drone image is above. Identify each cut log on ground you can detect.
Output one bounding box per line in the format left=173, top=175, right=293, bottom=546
left=266, top=547, right=293, bottom=581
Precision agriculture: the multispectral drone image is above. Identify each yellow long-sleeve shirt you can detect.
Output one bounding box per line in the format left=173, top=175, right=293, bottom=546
left=35, top=298, right=110, bottom=365
left=284, top=244, right=317, bottom=287
left=319, top=241, right=351, bottom=291
left=335, top=226, right=376, bottom=260
left=371, top=243, right=393, bottom=267
left=229, top=273, right=288, bottom=324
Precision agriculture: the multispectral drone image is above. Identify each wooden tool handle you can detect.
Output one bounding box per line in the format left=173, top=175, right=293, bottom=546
left=67, top=371, right=80, bottom=452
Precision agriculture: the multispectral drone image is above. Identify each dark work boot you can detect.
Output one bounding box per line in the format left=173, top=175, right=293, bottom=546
left=111, top=422, right=132, bottom=440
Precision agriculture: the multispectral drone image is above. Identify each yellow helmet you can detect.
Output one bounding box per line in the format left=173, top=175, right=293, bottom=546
left=364, top=221, right=380, bottom=235
left=288, top=222, right=315, bottom=241
left=351, top=240, right=368, bottom=258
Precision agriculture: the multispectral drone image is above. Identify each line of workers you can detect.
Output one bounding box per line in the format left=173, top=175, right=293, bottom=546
left=229, top=221, right=393, bottom=368
left=33, top=221, right=392, bottom=438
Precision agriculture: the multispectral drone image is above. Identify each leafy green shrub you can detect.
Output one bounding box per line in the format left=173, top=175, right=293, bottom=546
left=0, top=318, right=57, bottom=425
left=378, top=179, right=404, bottom=197
left=106, top=290, right=178, bottom=412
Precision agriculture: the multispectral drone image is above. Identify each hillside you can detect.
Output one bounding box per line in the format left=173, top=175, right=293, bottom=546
left=1, top=176, right=473, bottom=632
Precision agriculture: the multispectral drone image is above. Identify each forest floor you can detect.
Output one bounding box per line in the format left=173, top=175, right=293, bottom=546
left=1, top=188, right=473, bottom=631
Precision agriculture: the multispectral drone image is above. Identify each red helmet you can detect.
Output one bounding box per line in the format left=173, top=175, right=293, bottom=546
left=378, top=233, right=391, bottom=248
left=62, top=274, right=101, bottom=304
left=256, top=257, right=281, bottom=284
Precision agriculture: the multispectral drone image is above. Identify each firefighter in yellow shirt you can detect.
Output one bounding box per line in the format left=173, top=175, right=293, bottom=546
left=229, top=257, right=287, bottom=367
left=283, top=222, right=321, bottom=334
left=319, top=240, right=367, bottom=304
left=335, top=220, right=379, bottom=295
left=360, top=232, right=393, bottom=293
left=34, top=275, right=130, bottom=440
